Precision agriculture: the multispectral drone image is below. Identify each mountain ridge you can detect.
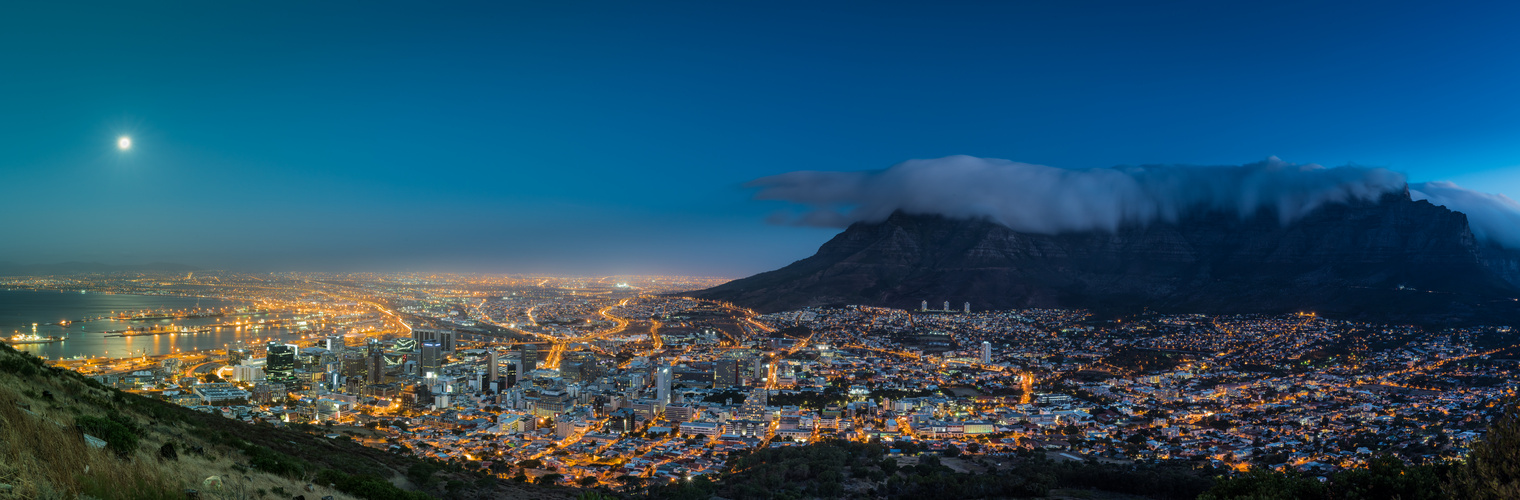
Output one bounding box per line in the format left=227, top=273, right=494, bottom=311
left=0, top=261, right=200, bottom=276
left=694, top=191, right=1520, bottom=323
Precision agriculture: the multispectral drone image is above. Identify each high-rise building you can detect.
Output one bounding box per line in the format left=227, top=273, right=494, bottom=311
left=964, top=302, right=971, bottom=314
left=656, top=362, right=672, bottom=404
left=266, top=342, right=297, bottom=382
left=413, top=329, right=455, bottom=352
left=486, top=350, right=499, bottom=385
left=521, top=344, right=539, bottom=371
left=981, top=341, right=992, bottom=364
left=323, top=335, right=346, bottom=351
left=420, top=341, right=442, bottom=373
left=394, top=338, right=417, bottom=352
left=366, top=346, right=385, bottom=385
left=944, top=301, right=950, bottom=311
left=921, top=300, right=928, bottom=311
left=341, top=352, right=366, bottom=378
left=714, top=359, right=740, bottom=388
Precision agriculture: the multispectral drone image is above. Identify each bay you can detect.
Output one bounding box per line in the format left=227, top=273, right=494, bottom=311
left=0, top=289, right=311, bottom=360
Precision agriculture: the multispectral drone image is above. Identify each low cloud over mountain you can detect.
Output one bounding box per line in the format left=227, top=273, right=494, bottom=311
left=753, top=155, right=1520, bottom=249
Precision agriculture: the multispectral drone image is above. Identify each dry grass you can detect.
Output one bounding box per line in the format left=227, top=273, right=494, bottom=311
left=0, top=351, right=360, bottom=500
left=0, top=380, right=174, bottom=500
left=0, top=345, right=568, bottom=500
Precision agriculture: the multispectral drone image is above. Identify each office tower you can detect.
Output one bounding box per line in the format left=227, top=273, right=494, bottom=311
left=420, top=341, right=442, bottom=373
left=921, top=300, right=928, bottom=311
left=366, top=346, right=385, bottom=384
left=486, top=350, right=499, bottom=385
left=266, top=342, right=297, bottom=382
left=944, top=301, right=950, bottom=311
left=964, top=302, right=971, bottom=314
left=323, top=335, right=345, bottom=351
left=521, top=343, right=539, bottom=371
left=412, top=328, right=453, bottom=352
left=394, top=337, right=417, bottom=352
left=981, top=341, right=992, bottom=364
left=656, top=362, right=672, bottom=405
left=714, top=359, right=740, bottom=388
left=340, top=352, right=366, bottom=378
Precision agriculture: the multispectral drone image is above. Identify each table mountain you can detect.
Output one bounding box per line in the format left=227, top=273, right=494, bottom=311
left=695, top=190, right=1520, bottom=323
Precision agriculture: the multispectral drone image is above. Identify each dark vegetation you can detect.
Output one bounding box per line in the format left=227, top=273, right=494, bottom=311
left=644, top=439, right=1214, bottom=500
left=1202, top=402, right=1520, bottom=500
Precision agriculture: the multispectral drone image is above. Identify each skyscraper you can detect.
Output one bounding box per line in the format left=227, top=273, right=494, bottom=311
left=714, top=359, right=740, bottom=388
left=266, top=342, right=297, bottom=382
left=656, top=362, right=672, bottom=405
left=981, top=341, right=992, bottom=365
left=323, top=335, right=345, bottom=351
left=420, top=341, right=442, bottom=373
left=340, top=351, right=366, bottom=378
left=394, top=337, right=417, bottom=352
left=486, top=350, right=499, bottom=385
left=413, top=328, right=455, bottom=352
left=366, top=346, right=385, bottom=385
left=521, top=343, right=539, bottom=371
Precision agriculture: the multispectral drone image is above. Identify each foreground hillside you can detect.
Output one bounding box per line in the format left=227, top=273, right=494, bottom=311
left=0, top=343, right=569, bottom=500
left=642, top=423, right=1520, bottom=500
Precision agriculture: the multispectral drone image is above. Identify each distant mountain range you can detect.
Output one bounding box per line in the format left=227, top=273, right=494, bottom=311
left=0, top=261, right=199, bottom=276
left=695, top=190, right=1520, bottom=323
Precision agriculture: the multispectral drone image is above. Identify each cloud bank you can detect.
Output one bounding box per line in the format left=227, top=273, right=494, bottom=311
left=751, top=155, right=1520, bottom=249
left=1410, top=181, right=1520, bottom=249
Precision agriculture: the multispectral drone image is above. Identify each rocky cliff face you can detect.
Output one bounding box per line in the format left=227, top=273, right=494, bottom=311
left=695, top=191, right=1520, bottom=323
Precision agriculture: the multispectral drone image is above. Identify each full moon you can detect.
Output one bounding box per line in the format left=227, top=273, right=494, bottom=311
left=117, top=136, right=131, bottom=150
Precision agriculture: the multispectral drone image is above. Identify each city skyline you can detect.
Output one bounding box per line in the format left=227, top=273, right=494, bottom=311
left=5, top=1, right=1520, bottom=275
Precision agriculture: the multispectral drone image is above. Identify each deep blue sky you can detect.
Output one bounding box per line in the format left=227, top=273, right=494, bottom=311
left=3, top=1, right=1519, bottom=276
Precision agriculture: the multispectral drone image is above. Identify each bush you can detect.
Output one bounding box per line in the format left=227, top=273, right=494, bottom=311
left=77, top=415, right=139, bottom=455
left=231, top=441, right=309, bottom=477
left=316, top=469, right=433, bottom=500
left=0, top=353, right=42, bottom=377
left=406, top=461, right=444, bottom=486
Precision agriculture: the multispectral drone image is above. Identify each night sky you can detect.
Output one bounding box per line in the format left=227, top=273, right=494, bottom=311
left=4, top=1, right=1519, bottom=275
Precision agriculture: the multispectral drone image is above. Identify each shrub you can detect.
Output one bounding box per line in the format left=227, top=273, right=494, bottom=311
left=77, top=415, right=139, bottom=455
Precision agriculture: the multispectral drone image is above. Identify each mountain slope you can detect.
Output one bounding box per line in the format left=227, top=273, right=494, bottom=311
left=0, top=344, right=567, bottom=500
left=696, top=191, right=1520, bottom=322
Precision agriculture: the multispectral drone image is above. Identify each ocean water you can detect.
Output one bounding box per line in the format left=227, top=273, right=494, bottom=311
left=0, top=289, right=307, bottom=359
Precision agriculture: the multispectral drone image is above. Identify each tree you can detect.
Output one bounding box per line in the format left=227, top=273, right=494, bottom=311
left=1198, top=467, right=1325, bottom=500
left=616, top=475, right=644, bottom=491
left=1333, top=455, right=1444, bottom=500
left=1451, top=403, right=1520, bottom=499
left=537, top=473, right=563, bottom=485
